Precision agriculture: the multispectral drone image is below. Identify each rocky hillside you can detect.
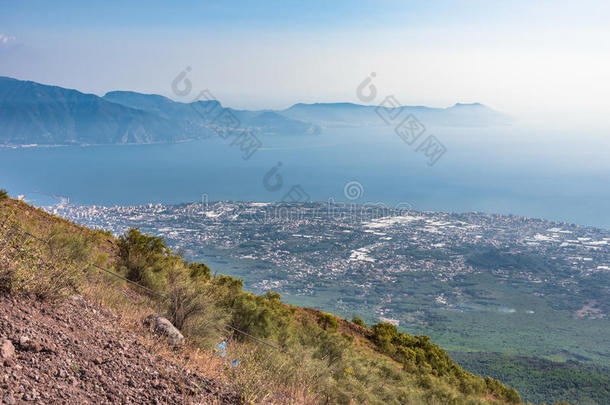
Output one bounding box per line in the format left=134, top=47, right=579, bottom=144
left=0, top=294, right=239, bottom=404
left=0, top=193, right=523, bottom=404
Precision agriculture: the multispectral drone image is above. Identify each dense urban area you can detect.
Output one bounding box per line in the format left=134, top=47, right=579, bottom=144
left=50, top=201, right=608, bottom=323
left=51, top=201, right=608, bottom=313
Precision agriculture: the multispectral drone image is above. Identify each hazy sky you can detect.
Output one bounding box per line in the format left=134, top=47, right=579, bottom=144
left=1, top=0, right=609, bottom=128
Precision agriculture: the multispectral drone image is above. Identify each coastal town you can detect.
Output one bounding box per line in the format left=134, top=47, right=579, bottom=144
left=49, top=201, right=609, bottom=327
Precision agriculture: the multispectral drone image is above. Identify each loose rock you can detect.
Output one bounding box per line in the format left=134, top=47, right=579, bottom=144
left=0, top=295, right=238, bottom=404
left=143, top=314, right=184, bottom=346
left=0, top=338, right=15, bottom=359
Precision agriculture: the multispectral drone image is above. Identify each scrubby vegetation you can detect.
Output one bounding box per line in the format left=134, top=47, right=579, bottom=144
left=0, top=218, right=97, bottom=300
left=116, top=228, right=228, bottom=347
left=370, top=322, right=521, bottom=402
left=0, top=195, right=524, bottom=404
left=352, top=316, right=366, bottom=328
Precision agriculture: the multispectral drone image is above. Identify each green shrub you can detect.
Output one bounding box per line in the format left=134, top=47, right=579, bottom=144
left=317, top=312, right=339, bottom=332
left=352, top=316, right=366, bottom=328
left=228, top=292, right=289, bottom=339
left=96, top=229, right=113, bottom=238
left=0, top=189, right=8, bottom=201
left=264, top=290, right=281, bottom=301
left=188, top=261, right=211, bottom=280
left=372, top=322, right=398, bottom=354
left=164, top=257, right=228, bottom=347
left=486, top=377, right=522, bottom=403
left=116, top=228, right=229, bottom=346
left=116, top=228, right=171, bottom=291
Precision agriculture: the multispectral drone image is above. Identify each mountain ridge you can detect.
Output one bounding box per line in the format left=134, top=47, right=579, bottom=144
left=0, top=76, right=187, bottom=146
left=0, top=76, right=510, bottom=147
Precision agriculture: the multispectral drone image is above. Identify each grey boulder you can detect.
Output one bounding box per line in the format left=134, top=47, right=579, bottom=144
left=143, top=314, right=184, bottom=346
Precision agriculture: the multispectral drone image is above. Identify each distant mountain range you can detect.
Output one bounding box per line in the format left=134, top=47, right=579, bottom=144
left=0, top=76, right=510, bottom=146
left=282, top=101, right=511, bottom=128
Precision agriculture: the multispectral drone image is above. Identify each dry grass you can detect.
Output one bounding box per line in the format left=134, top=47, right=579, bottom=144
left=82, top=271, right=323, bottom=404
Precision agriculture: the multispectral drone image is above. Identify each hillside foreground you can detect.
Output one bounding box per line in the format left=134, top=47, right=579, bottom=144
left=0, top=294, right=239, bottom=404
left=0, top=194, right=525, bottom=404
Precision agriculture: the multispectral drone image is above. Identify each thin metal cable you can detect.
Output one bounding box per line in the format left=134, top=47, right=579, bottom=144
left=6, top=224, right=282, bottom=351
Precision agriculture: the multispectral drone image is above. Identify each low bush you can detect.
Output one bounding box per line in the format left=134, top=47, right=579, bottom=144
left=117, top=228, right=170, bottom=291
left=317, top=312, right=339, bottom=332
left=352, top=316, right=366, bottom=328
left=164, top=257, right=229, bottom=347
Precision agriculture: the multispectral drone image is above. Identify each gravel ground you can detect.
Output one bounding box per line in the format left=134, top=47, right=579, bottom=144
left=0, top=294, right=240, bottom=404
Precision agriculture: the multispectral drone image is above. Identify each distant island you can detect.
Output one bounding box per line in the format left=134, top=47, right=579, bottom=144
left=0, top=76, right=510, bottom=147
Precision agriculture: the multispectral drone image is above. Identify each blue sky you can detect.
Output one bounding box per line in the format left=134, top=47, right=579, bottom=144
left=1, top=0, right=609, bottom=127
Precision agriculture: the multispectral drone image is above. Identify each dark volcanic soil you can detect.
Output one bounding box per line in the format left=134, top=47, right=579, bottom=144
left=0, top=294, right=239, bottom=404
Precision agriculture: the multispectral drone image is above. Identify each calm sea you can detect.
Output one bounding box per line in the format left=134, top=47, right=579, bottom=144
left=2, top=125, right=609, bottom=229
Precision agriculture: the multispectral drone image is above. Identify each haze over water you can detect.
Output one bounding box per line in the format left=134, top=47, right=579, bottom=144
left=2, top=124, right=609, bottom=229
